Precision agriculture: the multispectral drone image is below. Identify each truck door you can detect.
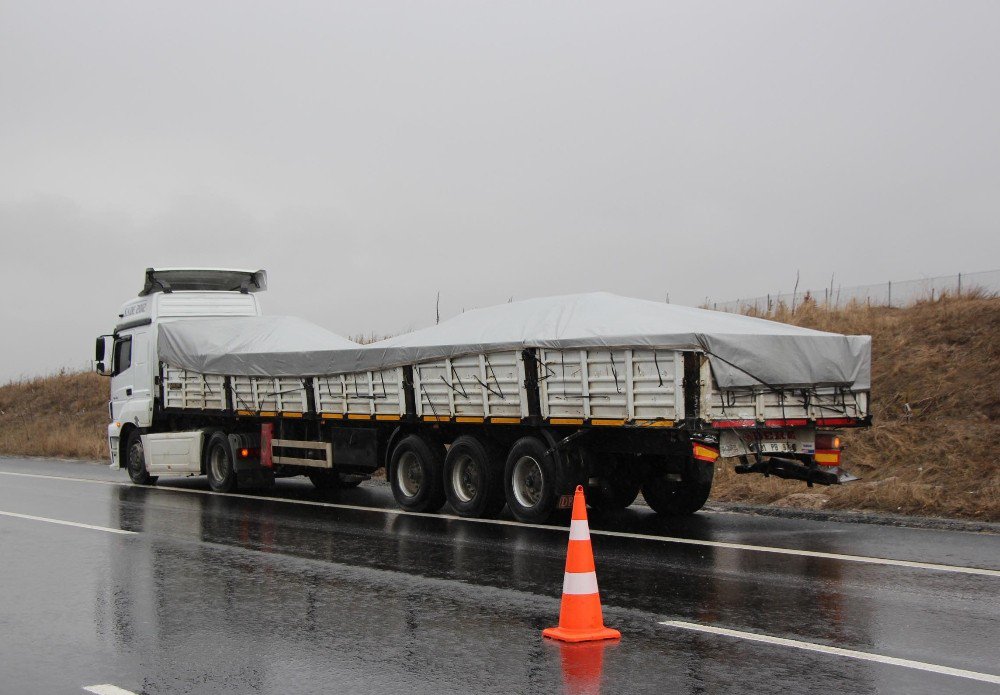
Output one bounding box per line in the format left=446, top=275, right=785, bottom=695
left=110, top=334, right=134, bottom=420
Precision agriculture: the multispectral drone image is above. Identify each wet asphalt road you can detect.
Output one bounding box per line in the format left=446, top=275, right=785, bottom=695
left=0, top=457, right=998, bottom=695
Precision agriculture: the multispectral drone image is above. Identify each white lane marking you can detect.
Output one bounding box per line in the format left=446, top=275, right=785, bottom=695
left=0, top=510, right=136, bottom=535
left=83, top=685, right=139, bottom=695
left=659, top=620, right=1000, bottom=686
left=1, top=470, right=997, bottom=578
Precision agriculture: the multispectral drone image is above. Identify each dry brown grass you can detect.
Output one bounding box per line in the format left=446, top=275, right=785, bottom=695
left=2, top=294, right=997, bottom=520
left=0, top=371, right=108, bottom=460
left=712, top=292, right=1000, bottom=521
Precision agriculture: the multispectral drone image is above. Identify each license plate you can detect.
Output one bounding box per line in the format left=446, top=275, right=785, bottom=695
left=719, top=430, right=810, bottom=457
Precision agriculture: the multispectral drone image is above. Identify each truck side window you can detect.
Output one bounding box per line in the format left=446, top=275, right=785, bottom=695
left=113, top=336, right=132, bottom=376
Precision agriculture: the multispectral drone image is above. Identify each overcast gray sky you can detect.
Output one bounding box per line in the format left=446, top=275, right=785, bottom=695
left=1, top=1, right=998, bottom=381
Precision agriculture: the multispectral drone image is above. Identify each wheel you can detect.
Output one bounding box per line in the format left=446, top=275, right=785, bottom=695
left=308, top=471, right=364, bottom=491
left=642, top=455, right=714, bottom=516
left=444, top=436, right=506, bottom=518
left=504, top=437, right=560, bottom=523
left=589, top=455, right=642, bottom=512
left=206, top=432, right=238, bottom=493
left=125, top=429, right=157, bottom=485
left=388, top=435, right=446, bottom=512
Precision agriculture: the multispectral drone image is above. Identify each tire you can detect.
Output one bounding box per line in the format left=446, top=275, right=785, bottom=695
left=388, top=435, right=447, bottom=512
left=444, top=436, right=506, bottom=518
left=642, top=456, right=714, bottom=516
left=206, top=432, right=238, bottom=493
left=589, top=455, right=642, bottom=512
left=504, top=437, right=560, bottom=523
left=125, top=429, right=157, bottom=485
left=308, top=471, right=364, bottom=491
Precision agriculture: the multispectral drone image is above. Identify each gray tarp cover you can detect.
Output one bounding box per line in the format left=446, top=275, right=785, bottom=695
left=157, top=293, right=871, bottom=390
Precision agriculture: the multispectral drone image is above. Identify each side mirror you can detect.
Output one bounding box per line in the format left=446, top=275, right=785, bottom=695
left=94, top=335, right=114, bottom=376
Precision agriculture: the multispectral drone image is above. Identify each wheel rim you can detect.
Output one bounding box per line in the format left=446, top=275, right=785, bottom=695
left=450, top=453, right=479, bottom=503
left=397, top=451, right=424, bottom=497
left=511, top=455, right=543, bottom=508
left=128, top=442, right=144, bottom=476
left=210, top=446, right=228, bottom=481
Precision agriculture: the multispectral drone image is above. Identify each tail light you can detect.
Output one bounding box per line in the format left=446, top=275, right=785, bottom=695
left=814, top=432, right=842, bottom=467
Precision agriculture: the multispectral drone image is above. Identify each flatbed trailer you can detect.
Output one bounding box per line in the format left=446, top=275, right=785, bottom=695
left=96, top=268, right=870, bottom=522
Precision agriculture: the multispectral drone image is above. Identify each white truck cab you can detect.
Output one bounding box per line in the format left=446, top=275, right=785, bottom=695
left=96, top=268, right=266, bottom=468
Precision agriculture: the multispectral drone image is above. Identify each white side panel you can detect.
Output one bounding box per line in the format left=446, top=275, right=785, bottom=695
left=483, top=351, right=523, bottom=418
left=142, top=431, right=204, bottom=474
left=343, top=371, right=373, bottom=416
left=371, top=368, right=404, bottom=417
left=230, top=376, right=308, bottom=413
left=314, top=376, right=346, bottom=415
left=539, top=349, right=585, bottom=418
left=540, top=348, right=682, bottom=421
left=414, top=360, right=450, bottom=418
left=631, top=349, right=681, bottom=421
left=163, top=367, right=226, bottom=410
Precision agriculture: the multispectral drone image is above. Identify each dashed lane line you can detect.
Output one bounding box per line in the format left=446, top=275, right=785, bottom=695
left=0, top=509, right=136, bottom=535
left=0, top=470, right=997, bottom=577
left=83, top=685, right=139, bottom=695
left=659, top=620, right=1000, bottom=685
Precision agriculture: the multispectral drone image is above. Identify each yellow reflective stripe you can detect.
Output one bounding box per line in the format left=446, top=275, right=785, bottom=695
left=347, top=413, right=371, bottom=420
left=282, top=412, right=303, bottom=418
left=636, top=419, right=675, bottom=427
left=375, top=414, right=400, bottom=421
left=550, top=418, right=584, bottom=426
left=815, top=451, right=841, bottom=464
left=320, top=413, right=344, bottom=419
left=591, top=419, right=625, bottom=426
left=422, top=415, right=450, bottom=422
left=490, top=417, right=521, bottom=424
left=236, top=410, right=254, bottom=417
left=456, top=416, right=485, bottom=423
left=259, top=411, right=276, bottom=417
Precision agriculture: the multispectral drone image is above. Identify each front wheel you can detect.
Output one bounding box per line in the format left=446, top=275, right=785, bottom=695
left=125, top=429, right=157, bottom=485
left=388, top=435, right=446, bottom=513
left=642, top=456, right=714, bottom=516
left=504, top=437, right=560, bottom=523
left=206, top=432, right=238, bottom=493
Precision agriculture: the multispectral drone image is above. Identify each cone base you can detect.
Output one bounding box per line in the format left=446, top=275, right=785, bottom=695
left=542, top=625, right=621, bottom=643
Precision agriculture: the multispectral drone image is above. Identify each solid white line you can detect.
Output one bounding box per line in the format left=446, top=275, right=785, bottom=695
left=0, top=510, right=136, bottom=535
left=0, top=470, right=997, bottom=577
left=659, top=620, right=1000, bottom=685
left=83, top=685, right=139, bottom=695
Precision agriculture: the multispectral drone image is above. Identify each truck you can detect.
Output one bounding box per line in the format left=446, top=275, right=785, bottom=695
left=95, top=267, right=871, bottom=523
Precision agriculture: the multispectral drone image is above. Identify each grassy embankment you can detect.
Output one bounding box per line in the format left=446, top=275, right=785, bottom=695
left=1, top=294, right=996, bottom=520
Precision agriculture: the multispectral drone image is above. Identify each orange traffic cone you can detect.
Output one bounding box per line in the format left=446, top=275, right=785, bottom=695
left=543, top=485, right=621, bottom=642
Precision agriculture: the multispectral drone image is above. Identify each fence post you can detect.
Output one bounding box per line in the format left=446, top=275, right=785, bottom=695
left=888, top=280, right=892, bottom=308
left=958, top=273, right=962, bottom=296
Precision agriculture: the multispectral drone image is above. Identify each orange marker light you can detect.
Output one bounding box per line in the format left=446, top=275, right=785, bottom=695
left=241, top=448, right=249, bottom=458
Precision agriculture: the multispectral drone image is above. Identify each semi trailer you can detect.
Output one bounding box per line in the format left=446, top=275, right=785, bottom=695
left=95, top=268, right=871, bottom=522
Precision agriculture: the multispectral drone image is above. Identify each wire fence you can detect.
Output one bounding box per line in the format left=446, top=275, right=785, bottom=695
left=707, top=269, right=1000, bottom=314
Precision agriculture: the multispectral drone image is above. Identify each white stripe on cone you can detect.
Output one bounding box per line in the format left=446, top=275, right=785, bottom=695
left=563, top=571, right=600, bottom=595
left=569, top=519, right=590, bottom=541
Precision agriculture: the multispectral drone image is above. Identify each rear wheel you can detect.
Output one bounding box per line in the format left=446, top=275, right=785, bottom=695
left=504, top=437, right=560, bottom=523
left=206, top=432, right=238, bottom=493
left=389, top=435, right=446, bottom=512
left=125, top=429, right=157, bottom=485
left=643, top=455, right=714, bottom=516
left=444, top=436, right=506, bottom=518
left=589, top=455, right=642, bottom=512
